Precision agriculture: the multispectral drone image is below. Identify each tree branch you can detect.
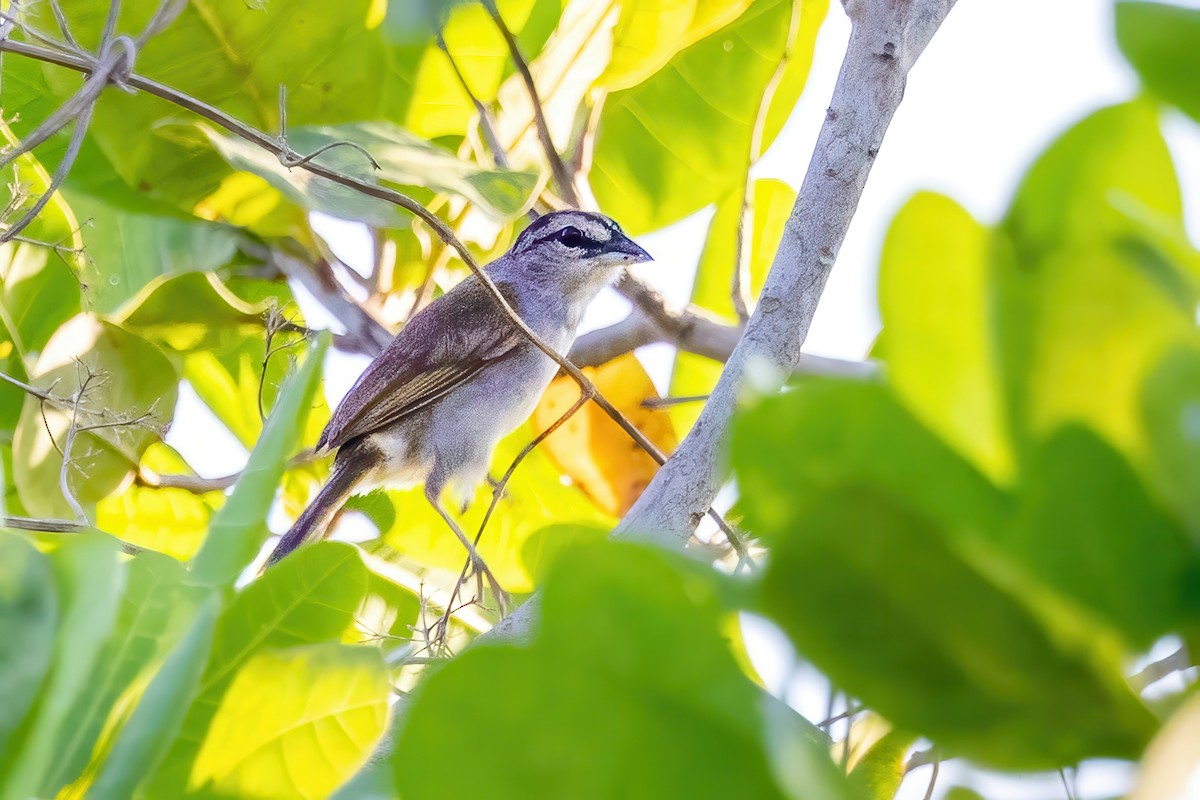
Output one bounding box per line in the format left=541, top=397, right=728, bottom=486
left=487, top=0, right=960, bottom=643
left=612, top=0, right=957, bottom=543
left=263, top=245, right=393, bottom=356
left=482, top=0, right=580, bottom=207
left=568, top=307, right=879, bottom=380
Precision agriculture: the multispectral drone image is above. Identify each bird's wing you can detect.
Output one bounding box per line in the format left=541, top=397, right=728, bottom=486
left=317, top=278, right=525, bottom=452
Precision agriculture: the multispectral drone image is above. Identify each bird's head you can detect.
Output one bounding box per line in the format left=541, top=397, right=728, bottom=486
left=507, top=210, right=652, bottom=293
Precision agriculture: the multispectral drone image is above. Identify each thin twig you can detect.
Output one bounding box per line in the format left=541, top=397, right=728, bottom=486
left=58, top=361, right=94, bottom=523
left=922, top=756, right=940, bottom=800
left=432, top=386, right=595, bottom=649
left=47, top=0, right=81, bottom=50
left=731, top=0, right=804, bottom=322
left=481, top=0, right=580, bottom=207
left=436, top=31, right=509, bottom=171
left=1130, top=646, right=1193, bottom=692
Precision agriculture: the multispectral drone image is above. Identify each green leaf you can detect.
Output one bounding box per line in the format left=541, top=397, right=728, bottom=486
left=33, top=0, right=426, bottom=211
left=1003, top=101, right=1181, bottom=266
left=0, top=534, right=125, bottom=798
left=844, top=716, right=916, bottom=800
left=732, top=379, right=1012, bottom=541
left=191, top=643, right=390, bottom=800
left=190, top=332, right=328, bottom=587
left=403, top=0, right=562, bottom=139
left=116, top=271, right=273, bottom=353
left=11, top=317, right=179, bottom=519
left=395, top=541, right=855, bottom=800
left=996, top=103, right=1197, bottom=464
left=597, top=0, right=698, bottom=91
left=96, top=483, right=222, bottom=562
left=87, top=595, right=221, bottom=800
left=734, top=385, right=1158, bottom=768
left=1116, top=1, right=1200, bottom=123
left=878, top=192, right=1014, bottom=485
left=0, top=532, right=58, bottom=757
left=146, top=542, right=369, bottom=797
left=1001, top=426, right=1190, bottom=648
left=354, top=568, right=422, bottom=646
left=0, top=118, right=87, bottom=430
left=63, top=190, right=239, bottom=315
left=591, top=0, right=826, bottom=232
left=199, top=121, right=538, bottom=225
left=1143, top=344, right=1200, bottom=541
left=48, top=552, right=205, bottom=794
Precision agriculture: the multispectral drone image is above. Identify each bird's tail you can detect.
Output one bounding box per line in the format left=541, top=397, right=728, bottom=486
left=266, top=463, right=359, bottom=567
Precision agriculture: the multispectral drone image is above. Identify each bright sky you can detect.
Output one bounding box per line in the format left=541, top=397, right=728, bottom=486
left=167, top=2, right=1200, bottom=796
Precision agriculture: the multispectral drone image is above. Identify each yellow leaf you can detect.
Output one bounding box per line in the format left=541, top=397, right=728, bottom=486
left=190, top=644, right=390, bottom=800
left=532, top=353, right=677, bottom=516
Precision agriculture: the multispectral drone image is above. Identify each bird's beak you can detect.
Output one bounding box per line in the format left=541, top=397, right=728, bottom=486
left=608, top=233, right=653, bottom=264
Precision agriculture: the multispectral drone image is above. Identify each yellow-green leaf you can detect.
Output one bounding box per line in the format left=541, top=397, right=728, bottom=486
left=879, top=192, right=1014, bottom=485
left=190, top=644, right=390, bottom=800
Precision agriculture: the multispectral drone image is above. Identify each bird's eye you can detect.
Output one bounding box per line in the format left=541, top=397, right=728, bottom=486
left=556, top=227, right=588, bottom=248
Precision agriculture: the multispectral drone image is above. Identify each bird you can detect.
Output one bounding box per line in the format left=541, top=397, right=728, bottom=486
left=265, top=210, right=653, bottom=592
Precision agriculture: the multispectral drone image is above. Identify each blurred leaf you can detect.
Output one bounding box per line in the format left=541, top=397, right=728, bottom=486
left=995, top=241, right=1196, bottom=465
left=732, top=379, right=1012, bottom=540
left=200, top=122, right=538, bottom=226
left=520, top=522, right=609, bottom=585
left=1003, top=101, right=1181, bottom=266
left=12, top=317, right=178, bottom=519
left=0, top=534, right=125, bottom=797
left=190, top=333, right=328, bottom=587
left=377, top=423, right=610, bottom=593
left=734, top=386, right=1158, bottom=768
left=1116, top=1, right=1200, bottom=123
left=191, top=643, right=390, bottom=800
left=996, top=103, right=1197, bottom=462
left=844, top=717, right=916, bottom=800
left=49, top=552, right=205, bottom=794
left=1143, top=345, right=1200, bottom=542
left=1002, top=426, right=1190, bottom=648
left=878, top=192, right=1014, bottom=485
left=88, top=595, right=221, bottom=800
left=64, top=190, right=239, bottom=315
left=0, top=532, right=57, bottom=758
left=395, top=541, right=855, bottom=799
left=1129, top=687, right=1200, bottom=800
left=146, top=542, right=369, bottom=797
left=532, top=353, right=677, bottom=517
left=592, top=0, right=826, bottom=233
